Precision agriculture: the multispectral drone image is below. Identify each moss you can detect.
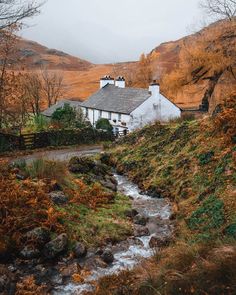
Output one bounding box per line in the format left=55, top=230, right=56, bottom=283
left=225, top=223, right=236, bottom=239
left=56, top=194, right=132, bottom=247
left=187, top=195, right=224, bottom=232
left=198, top=151, right=215, bottom=165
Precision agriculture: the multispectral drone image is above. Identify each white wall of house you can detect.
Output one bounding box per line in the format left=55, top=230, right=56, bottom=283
left=81, top=107, right=130, bottom=131
left=128, top=85, right=181, bottom=131
left=150, top=84, right=181, bottom=122
left=81, top=82, right=181, bottom=133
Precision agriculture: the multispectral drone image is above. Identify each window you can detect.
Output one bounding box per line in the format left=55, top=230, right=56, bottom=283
left=108, top=112, right=112, bottom=120
left=118, top=114, right=121, bottom=122
left=99, top=110, right=102, bottom=118
left=85, top=108, right=89, bottom=117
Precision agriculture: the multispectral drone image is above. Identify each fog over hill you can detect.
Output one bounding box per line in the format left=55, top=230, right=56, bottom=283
left=21, top=0, right=202, bottom=63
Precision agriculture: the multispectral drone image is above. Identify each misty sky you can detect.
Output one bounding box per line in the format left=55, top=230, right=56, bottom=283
left=21, top=0, right=203, bottom=64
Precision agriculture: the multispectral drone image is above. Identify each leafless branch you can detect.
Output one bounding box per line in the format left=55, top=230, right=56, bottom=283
left=200, top=0, right=236, bottom=21
left=0, top=0, right=44, bottom=29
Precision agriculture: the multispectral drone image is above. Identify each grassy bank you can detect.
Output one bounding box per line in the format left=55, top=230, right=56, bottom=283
left=95, top=114, right=236, bottom=294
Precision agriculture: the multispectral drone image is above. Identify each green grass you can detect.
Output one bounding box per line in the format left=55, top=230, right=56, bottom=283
left=56, top=194, right=132, bottom=247
left=187, top=195, right=224, bottom=232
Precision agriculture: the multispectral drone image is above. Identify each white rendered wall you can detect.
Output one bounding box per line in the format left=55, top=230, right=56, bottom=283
left=82, top=107, right=130, bottom=130
left=115, top=80, right=125, bottom=88
left=100, top=79, right=115, bottom=88
left=129, top=87, right=181, bottom=131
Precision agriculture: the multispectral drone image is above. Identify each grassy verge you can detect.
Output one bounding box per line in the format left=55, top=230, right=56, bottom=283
left=56, top=194, right=132, bottom=248
left=94, top=116, right=236, bottom=294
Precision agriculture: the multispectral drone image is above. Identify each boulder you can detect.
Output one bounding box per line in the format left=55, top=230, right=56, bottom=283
left=61, top=262, right=79, bottom=278
left=20, top=245, right=40, bottom=260
left=133, top=215, right=149, bottom=226
left=125, top=209, right=139, bottom=219
left=0, top=274, right=9, bottom=293
left=149, top=235, right=171, bottom=248
left=101, top=249, right=114, bottom=264
left=100, top=152, right=112, bottom=165
left=0, top=265, right=15, bottom=294
left=0, top=241, right=11, bottom=263
left=48, top=191, right=68, bottom=205
left=43, top=233, right=68, bottom=259
left=83, top=257, right=108, bottom=270
left=25, top=227, right=50, bottom=247
left=146, top=187, right=163, bottom=198
left=100, top=179, right=117, bottom=192
left=68, top=157, right=96, bottom=174
left=16, top=173, right=27, bottom=181
left=134, top=225, right=150, bottom=237
left=74, top=242, right=87, bottom=258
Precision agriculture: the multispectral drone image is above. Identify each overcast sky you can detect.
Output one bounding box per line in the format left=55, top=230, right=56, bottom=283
left=21, top=0, right=203, bottom=64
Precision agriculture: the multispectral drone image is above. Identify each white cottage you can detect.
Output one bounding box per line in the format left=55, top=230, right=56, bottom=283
left=80, top=76, right=181, bottom=133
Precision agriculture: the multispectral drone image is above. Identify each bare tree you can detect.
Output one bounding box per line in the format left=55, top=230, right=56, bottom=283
left=0, top=0, right=43, bottom=29
left=0, top=26, right=18, bottom=127
left=200, top=0, right=236, bottom=21
left=41, top=69, right=65, bottom=107
left=23, top=73, right=42, bottom=116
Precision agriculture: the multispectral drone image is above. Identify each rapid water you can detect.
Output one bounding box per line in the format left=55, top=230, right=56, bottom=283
left=53, top=174, right=172, bottom=295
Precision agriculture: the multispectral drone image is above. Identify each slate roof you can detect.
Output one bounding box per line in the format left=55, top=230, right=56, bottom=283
left=42, top=99, right=83, bottom=117
left=81, top=84, right=151, bottom=115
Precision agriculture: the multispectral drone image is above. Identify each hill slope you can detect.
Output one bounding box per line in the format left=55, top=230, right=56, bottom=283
left=95, top=105, right=236, bottom=294
left=15, top=37, right=92, bottom=71
left=149, top=20, right=236, bottom=112
left=8, top=20, right=236, bottom=105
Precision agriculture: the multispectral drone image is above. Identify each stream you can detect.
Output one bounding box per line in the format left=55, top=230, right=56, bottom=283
left=9, top=148, right=173, bottom=294
left=53, top=173, right=172, bottom=295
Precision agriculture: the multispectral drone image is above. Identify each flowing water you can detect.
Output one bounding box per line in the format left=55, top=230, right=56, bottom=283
left=53, top=173, right=172, bottom=295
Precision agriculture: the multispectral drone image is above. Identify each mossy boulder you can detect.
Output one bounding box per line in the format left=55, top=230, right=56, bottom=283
left=68, top=157, right=96, bottom=174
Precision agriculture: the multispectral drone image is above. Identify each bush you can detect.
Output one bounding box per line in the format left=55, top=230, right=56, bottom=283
left=96, top=118, right=113, bottom=133
left=52, top=103, right=87, bottom=129
left=34, top=114, right=49, bottom=132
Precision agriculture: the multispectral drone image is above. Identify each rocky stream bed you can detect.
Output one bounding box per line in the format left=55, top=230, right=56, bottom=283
left=2, top=149, right=173, bottom=295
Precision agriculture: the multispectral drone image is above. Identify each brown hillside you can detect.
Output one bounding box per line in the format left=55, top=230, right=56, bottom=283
left=149, top=20, right=236, bottom=111
left=7, top=20, right=236, bottom=106
left=15, top=37, right=93, bottom=71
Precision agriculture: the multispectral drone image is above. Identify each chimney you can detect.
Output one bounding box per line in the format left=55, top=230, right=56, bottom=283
left=149, top=80, right=160, bottom=96
left=115, top=76, right=126, bottom=88
left=100, top=75, right=115, bottom=88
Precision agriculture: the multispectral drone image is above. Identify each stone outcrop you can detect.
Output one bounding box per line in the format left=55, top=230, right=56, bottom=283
left=43, top=234, right=68, bottom=259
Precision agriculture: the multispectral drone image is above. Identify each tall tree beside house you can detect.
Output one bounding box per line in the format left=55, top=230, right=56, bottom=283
left=41, top=69, right=65, bottom=108
left=0, top=0, right=43, bottom=130
left=0, top=26, right=30, bottom=130
left=136, top=53, right=153, bottom=88
left=23, top=73, right=43, bottom=116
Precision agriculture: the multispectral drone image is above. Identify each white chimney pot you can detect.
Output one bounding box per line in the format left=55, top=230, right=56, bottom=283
left=100, top=75, right=115, bottom=88
left=115, top=76, right=126, bottom=88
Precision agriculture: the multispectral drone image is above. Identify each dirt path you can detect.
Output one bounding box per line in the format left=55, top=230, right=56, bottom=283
left=10, top=145, right=103, bottom=164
